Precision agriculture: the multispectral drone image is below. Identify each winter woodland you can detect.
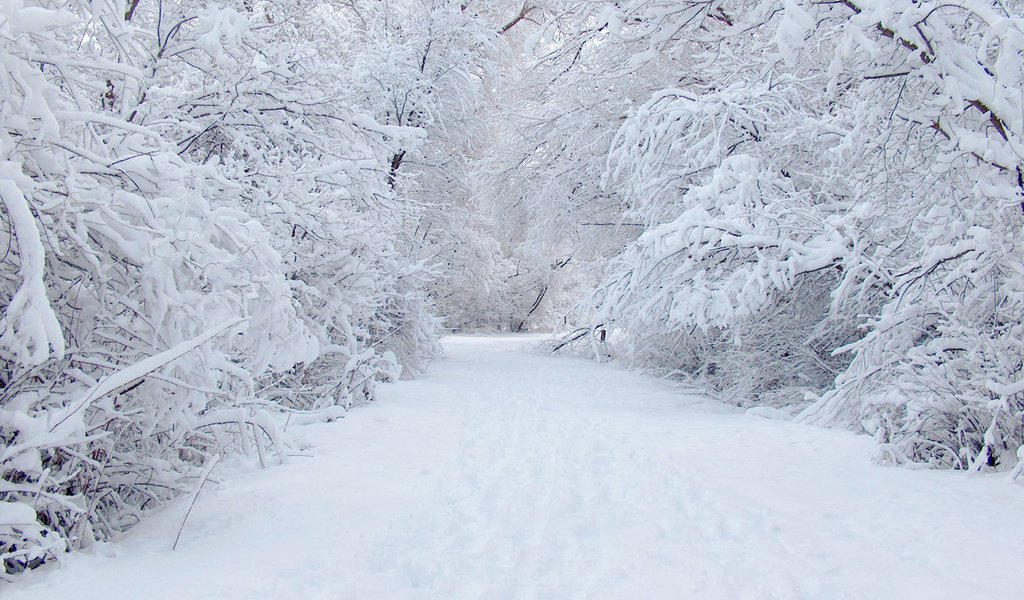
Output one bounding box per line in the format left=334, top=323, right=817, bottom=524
left=2, top=0, right=1023, bottom=577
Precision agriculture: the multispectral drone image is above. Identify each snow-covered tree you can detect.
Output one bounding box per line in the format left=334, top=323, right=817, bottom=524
left=341, top=0, right=517, bottom=333
left=0, top=0, right=443, bottom=576
left=545, top=0, right=1024, bottom=470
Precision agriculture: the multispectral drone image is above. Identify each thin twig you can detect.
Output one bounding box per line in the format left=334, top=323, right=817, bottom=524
left=172, top=455, right=220, bottom=551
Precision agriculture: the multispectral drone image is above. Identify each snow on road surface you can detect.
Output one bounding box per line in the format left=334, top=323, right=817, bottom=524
left=9, top=335, right=1023, bottom=600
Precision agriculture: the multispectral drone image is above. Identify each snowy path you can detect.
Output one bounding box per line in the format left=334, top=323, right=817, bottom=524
left=9, top=336, right=1023, bottom=600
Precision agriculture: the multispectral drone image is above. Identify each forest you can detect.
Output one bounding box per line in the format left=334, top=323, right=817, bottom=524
left=2, top=0, right=1023, bottom=578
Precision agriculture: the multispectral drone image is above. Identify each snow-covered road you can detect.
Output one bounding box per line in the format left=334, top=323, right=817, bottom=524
left=9, top=336, right=1023, bottom=599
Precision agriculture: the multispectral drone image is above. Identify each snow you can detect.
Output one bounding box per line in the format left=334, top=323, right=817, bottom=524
left=0, top=163, right=65, bottom=366
left=7, top=335, right=1024, bottom=599
left=776, top=0, right=815, bottom=65
left=46, top=317, right=246, bottom=436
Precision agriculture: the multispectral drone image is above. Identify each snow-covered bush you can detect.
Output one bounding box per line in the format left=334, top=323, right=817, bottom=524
left=0, top=0, right=442, bottom=577
left=0, top=0, right=310, bottom=574
left=134, top=0, right=442, bottom=396
left=552, top=0, right=1024, bottom=471
left=342, top=0, right=513, bottom=334
left=794, top=0, right=1024, bottom=471
left=466, top=5, right=659, bottom=331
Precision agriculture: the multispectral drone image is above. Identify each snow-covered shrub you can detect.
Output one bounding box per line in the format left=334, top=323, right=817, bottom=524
left=0, top=0, right=443, bottom=577
left=466, top=8, right=657, bottom=331
left=556, top=0, right=1024, bottom=470
left=344, top=0, right=504, bottom=332
left=132, top=0, right=442, bottom=400
left=793, top=0, right=1024, bottom=469
left=595, top=145, right=863, bottom=408
left=0, top=0, right=320, bottom=575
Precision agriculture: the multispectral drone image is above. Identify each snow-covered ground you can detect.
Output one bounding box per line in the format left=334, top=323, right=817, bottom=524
left=8, top=335, right=1023, bottom=600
